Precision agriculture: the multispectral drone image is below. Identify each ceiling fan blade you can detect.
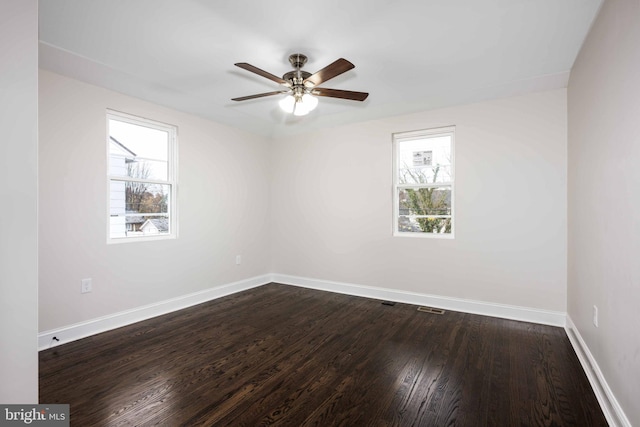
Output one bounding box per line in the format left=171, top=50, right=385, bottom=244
left=311, top=88, right=369, bottom=101
left=304, top=58, right=355, bottom=87
left=234, top=63, right=289, bottom=86
left=231, top=90, right=289, bottom=102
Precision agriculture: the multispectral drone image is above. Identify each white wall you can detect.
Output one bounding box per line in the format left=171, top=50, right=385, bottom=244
left=0, top=0, right=39, bottom=403
left=38, top=70, right=271, bottom=331
left=568, top=0, right=640, bottom=424
left=271, top=90, right=567, bottom=312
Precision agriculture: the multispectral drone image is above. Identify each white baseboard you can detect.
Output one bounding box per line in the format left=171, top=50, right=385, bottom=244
left=271, top=274, right=566, bottom=327
left=39, top=273, right=565, bottom=351
left=39, top=273, right=627, bottom=425
left=565, top=316, right=631, bottom=427
left=38, top=274, right=271, bottom=351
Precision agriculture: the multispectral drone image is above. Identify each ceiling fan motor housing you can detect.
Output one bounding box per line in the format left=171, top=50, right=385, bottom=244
left=288, top=53, right=308, bottom=69
left=284, top=53, right=312, bottom=95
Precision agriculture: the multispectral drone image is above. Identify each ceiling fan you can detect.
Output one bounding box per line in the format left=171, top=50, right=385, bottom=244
left=232, top=53, right=369, bottom=116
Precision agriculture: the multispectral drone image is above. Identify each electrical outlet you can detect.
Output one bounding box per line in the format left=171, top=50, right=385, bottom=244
left=81, top=278, right=92, bottom=294
left=236, top=255, right=242, bottom=265
left=593, top=305, right=598, bottom=327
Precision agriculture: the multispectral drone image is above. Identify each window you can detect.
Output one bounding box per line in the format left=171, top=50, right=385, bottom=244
left=107, top=111, right=177, bottom=242
left=393, top=126, right=454, bottom=237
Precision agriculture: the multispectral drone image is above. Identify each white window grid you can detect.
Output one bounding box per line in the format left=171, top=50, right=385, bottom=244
left=106, top=110, right=178, bottom=243
left=392, top=126, right=455, bottom=238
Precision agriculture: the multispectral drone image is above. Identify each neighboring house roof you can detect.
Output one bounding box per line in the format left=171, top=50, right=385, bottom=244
left=109, top=136, right=137, bottom=158
left=140, top=218, right=169, bottom=233
left=125, top=216, right=145, bottom=225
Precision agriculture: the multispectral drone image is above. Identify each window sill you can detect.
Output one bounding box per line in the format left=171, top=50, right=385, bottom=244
left=393, top=231, right=455, bottom=239
left=107, top=233, right=177, bottom=244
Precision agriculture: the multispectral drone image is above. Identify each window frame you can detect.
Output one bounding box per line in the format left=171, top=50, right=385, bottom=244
left=106, top=110, right=178, bottom=244
left=392, top=126, right=455, bottom=239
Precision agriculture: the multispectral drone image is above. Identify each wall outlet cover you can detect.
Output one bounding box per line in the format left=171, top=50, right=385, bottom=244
left=81, top=278, right=92, bottom=293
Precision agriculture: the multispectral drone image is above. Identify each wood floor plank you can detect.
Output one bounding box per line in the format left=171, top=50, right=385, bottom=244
left=39, top=283, right=608, bottom=426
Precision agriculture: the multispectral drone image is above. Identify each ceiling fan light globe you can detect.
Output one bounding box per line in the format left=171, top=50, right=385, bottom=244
left=279, top=95, right=295, bottom=113
left=302, top=94, right=318, bottom=111
left=293, top=102, right=310, bottom=116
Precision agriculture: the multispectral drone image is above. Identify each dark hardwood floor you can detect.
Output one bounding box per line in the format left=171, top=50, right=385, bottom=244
left=39, top=283, right=607, bottom=426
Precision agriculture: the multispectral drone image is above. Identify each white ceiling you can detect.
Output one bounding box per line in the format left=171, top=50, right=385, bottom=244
left=38, top=0, right=602, bottom=138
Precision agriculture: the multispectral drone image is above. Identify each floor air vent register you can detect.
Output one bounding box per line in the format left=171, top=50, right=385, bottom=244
left=417, top=306, right=446, bottom=315
left=381, top=300, right=446, bottom=315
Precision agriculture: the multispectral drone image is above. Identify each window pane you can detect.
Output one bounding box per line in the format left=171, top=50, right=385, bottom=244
left=109, top=119, right=168, bottom=161
left=398, top=187, right=451, bottom=215
left=397, top=135, right=452, bottom=184
left=109, top=118, right=169, bottom=180
left=398, top=216, right=452, bottom=234
left=109, top=180, right=170, bottom=238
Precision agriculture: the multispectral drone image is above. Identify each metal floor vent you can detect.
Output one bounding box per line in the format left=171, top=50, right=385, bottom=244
left=417, top=306, right=445, bottom=315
